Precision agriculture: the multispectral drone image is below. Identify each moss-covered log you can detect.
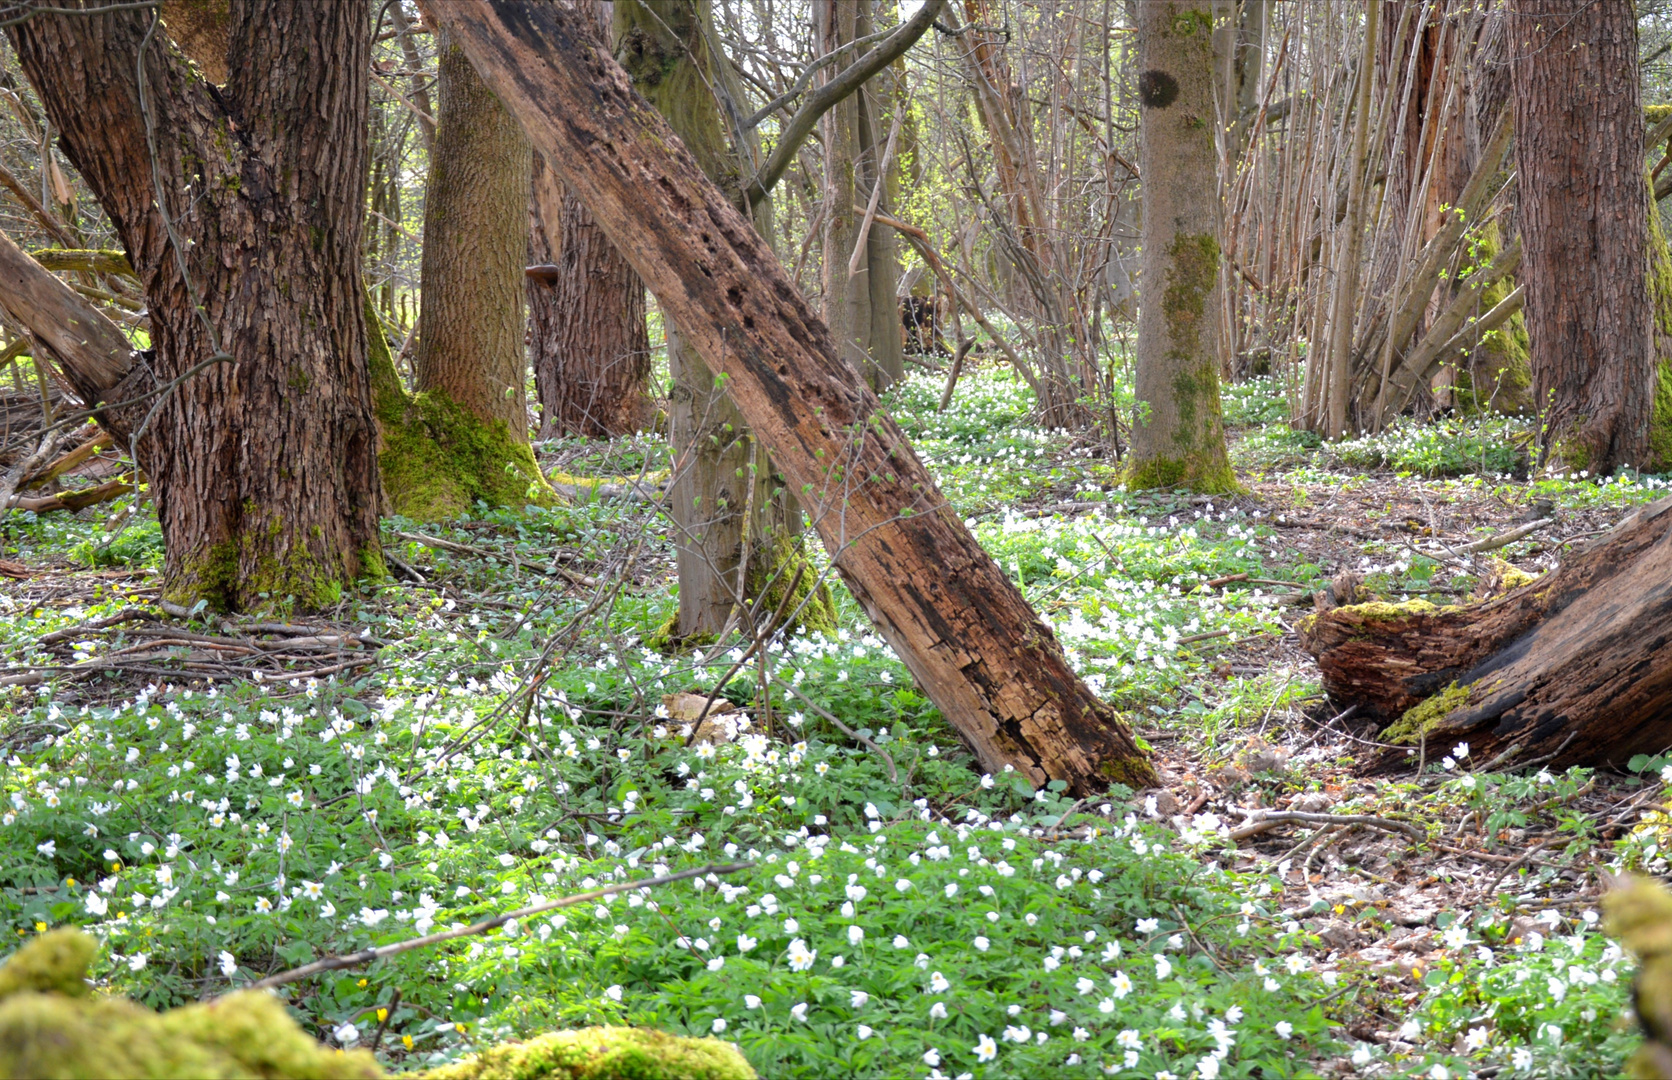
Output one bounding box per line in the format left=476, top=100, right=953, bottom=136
left=0, top=929, right=754, bottom=1080
left=1300, top=496, right=1672, bottom=772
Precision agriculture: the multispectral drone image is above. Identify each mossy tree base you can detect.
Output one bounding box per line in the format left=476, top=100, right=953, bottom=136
left=1123, top=455, right=1241, bottom=495
left=1301, top=495, right=1672, bottom=774
left=0, top=929, right=755, bottom=1080
left=367, top=300, right=558, bottom=520
left=648, top=537, right=839, bottom=652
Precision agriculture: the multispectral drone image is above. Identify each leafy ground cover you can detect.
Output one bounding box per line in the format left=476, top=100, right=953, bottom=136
left=2, top=364, right=1668, bottom=1078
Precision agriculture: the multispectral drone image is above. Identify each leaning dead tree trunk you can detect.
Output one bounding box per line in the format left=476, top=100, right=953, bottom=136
left=1300, top=496, right=1672, bottom=772
left=0, top=227, right=148, bottom=447
left=428, top=1, right=1156, bottom=794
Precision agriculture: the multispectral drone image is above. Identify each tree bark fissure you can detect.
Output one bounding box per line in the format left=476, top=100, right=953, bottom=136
left=427, top=0, right=1154, bottom=793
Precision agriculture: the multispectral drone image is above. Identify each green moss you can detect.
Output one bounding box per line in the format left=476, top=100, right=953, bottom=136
left=744, top=534, right=838, bottom=638
left=1097, top=752, right=1159, bottom=789
left=0, top=932, right=754, bottom=1080
left=0, top=929, right=93, bottom=999
left=366, top=298, right=558, bottom=520
left=1646, top=180, right=1672, bottom=471
left=1347, top=599, right=1445, bottom=621
left=0, top=930, right=380, bottom=1080
left=1127, top=233, right=1238, bottom=494
left=1456, top=224, right=1531, bottom=415
left=413, top=1027, right=756, bottom=1080
left=1123, top=455, right=1239, bottom=495
left=1380, top=682, right=1472, bottom=745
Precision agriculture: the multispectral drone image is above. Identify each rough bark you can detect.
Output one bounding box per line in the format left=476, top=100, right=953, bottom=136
left=10, top=0, right=383, bottom=611
left=528, top=153, right=654, bottom=439
left=428, top=0, right=1156, bottom=794
left=415, top=27, right=534, bottom=443
left=1511, top=0, right=1652, bottom=472
left=817, top=0, right=904, bottom=391
left=1300, top=496, right=1672, bottom=772
left=1128, top=2, right=1235, bottom=493
left=615, top=0, right=784, bottom=641
left=526, top=1, right=652, bottom=440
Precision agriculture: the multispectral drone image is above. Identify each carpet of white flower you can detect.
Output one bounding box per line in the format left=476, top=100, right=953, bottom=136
left=0, top=367, right=1664, bottom=1078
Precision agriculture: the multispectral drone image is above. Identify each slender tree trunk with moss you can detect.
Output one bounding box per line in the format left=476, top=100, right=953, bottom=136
left=818, top=0, right=905, bottom=391
left=1127, top=1, right=1236, bottom=493
left=10, top=1, right=383, bottom=611
left=417, top=29, right=533, bottom=440
left=391, top=26, right=552, bottom=519
left=616, top=0, right=820, bottom=641
left=1511, top=0, right=1652, bottom=473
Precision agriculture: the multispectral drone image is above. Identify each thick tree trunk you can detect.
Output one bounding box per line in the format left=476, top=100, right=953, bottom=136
left=1511, top=0, right=1652, bottom=472
left=615, top=0, right=784, bottom=641
left=416, top=28, right=534, bottom=442
left=818, top=0, right=905, bottom=392
left=1300, top=496, right=1672, bottom=772
left=429, top=0, right=1156, bottom=794
left=1128, top=1, right=1236, bottom=493
left=528, top=154, right=654, bottom=439
left=526, top=1, right=652, bottom=440
left=10, top=0, right=382, bottom=611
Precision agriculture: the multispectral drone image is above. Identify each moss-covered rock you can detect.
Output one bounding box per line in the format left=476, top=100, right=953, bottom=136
left=1604, top=876, right=1672, bottom=1079
left=0, top=931, right=756, bottom=1080
left=413, top=1028, right=755, bottom=1080
left=0, top=930, right=379, bottom=1080
left=366, top=300, right=558, bottom=520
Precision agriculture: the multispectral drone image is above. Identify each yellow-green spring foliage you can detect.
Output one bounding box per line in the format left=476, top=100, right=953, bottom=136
left=0, top=929, right=754, bottom=1080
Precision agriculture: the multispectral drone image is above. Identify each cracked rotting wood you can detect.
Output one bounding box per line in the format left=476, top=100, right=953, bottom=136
left=422, top=0, right=1154, bottom=794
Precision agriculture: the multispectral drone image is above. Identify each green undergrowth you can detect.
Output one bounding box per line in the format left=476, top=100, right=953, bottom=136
left=7, top=365, right=1672, bottom=1077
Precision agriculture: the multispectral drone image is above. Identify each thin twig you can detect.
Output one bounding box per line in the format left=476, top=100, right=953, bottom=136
left=236, top=862, right=749, bottom=994
left=779, top=680, right=898, bottom=786
left=1229, top=808, right=1424, bottom=842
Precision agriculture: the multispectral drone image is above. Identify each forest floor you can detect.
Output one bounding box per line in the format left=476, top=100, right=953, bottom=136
left=0, top=366, right=1664, bottom=1079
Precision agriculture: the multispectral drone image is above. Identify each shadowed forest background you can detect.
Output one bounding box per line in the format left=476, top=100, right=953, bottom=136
left=7, top=1, right=1672, bottom=1077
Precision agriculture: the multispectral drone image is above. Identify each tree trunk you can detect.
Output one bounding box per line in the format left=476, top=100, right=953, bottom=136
left=526, top=1, right=653, bottom=441
left=1324, top=0, right=1378, bottom=438
left=380, top=23, right=555, bottom=520
left=818, top=0, right=905, bottom=392
left=1301, top=496, right=1672, bottom=773
left=615, top=0, right=788, bottom=642
left=10, top=0, right=383, bottom=611
left=1128, top=1, right=1236, bottom=493
left=428, top=0, right=1156, bottom=794
left=416, top=27, right=534, bottom=442
left=1511, top=0, right=1652, bottom=473
left=528, top=153, right=654, bottom=439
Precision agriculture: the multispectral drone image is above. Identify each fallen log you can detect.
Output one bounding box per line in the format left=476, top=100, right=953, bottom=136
left=425, top=1, right=1155, bottom=794
left=1299, top=496, right=1672, bottom=772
